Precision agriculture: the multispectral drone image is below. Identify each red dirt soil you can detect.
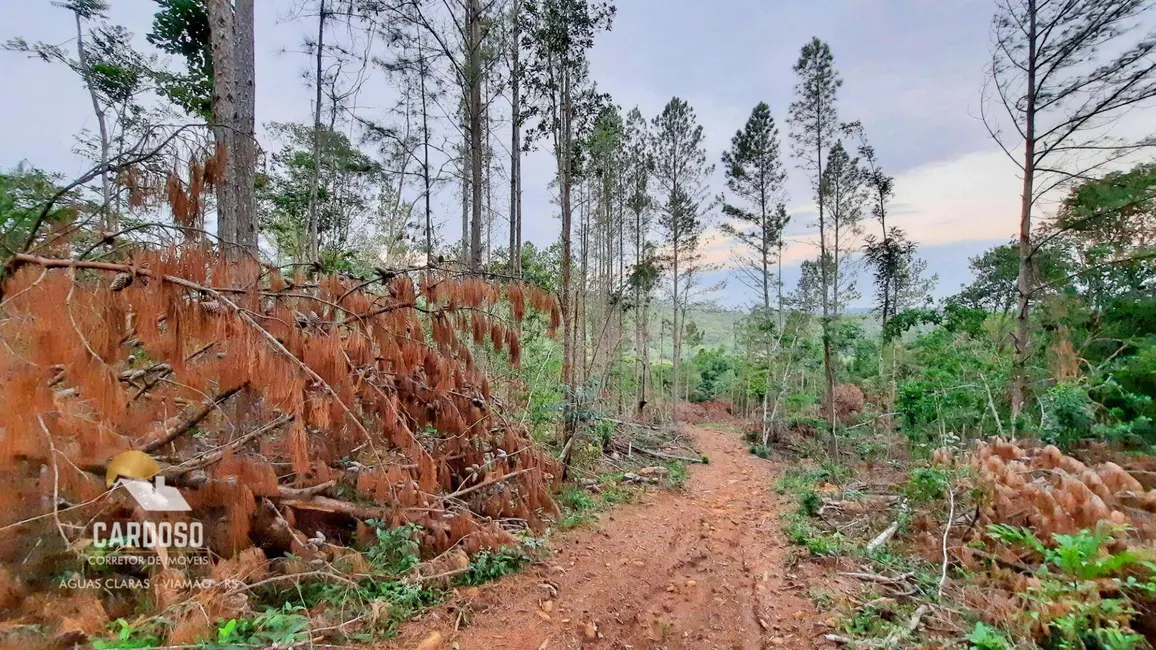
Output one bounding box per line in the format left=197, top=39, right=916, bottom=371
left=380, top=425, right=835, bottom=649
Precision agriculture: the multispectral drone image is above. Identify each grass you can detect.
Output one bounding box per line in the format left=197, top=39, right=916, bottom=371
left=557, top=463, right=688, bottom=527
left=775, top=461, right=852, bottom=495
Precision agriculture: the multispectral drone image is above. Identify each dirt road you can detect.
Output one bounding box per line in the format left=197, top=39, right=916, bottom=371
left=385, top=424, right=831, bottom=649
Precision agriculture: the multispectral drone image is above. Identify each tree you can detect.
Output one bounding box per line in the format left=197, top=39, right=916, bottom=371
left=507, top=0, right=525, bottom=274
left=720, top=102, right=789, bottom=327
left=863, top=227, right=935, bottom=319
left=788, top=36, right=841, bottom=437
left=522, top=0, right=615, bottom=469
left=0, top=167, right=81, bottom=258
left=259, top=122, right=402, bottom=269
left=5, top=0, right=153, bottom=229
left=361, top=0, right=505, bottom=270
left=622, top=106, right=656, bottom=417
left=957, top=239, right=1073, bottom=313
left=983, top=0, right=1156, bottom=423
left=846, top=122, right=911, bottom=329
left=206, top=0, right=256, bottom=255
left=148, top=0, right=213, bottom=119
left=372, top=18, right=448, bottom=266
left=651, top=97, right=714, bottom=421
left=819, top=140, right=864, bottom=317
left=790, top=253, right=836, bottom=316
left=307, top=0, right=329, bottom=264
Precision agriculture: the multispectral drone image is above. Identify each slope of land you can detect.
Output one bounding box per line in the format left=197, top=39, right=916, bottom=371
left=382, top=425, right=835, bottom=649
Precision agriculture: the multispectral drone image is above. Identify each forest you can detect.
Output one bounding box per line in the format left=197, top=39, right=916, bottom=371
left=0, top=0, right=1154, bottom=648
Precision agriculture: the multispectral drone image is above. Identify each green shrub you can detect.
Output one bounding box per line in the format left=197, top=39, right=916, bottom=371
left=459, top=546, right=531, bottom=586
left=798, top=490, right=822, bottom=517
left=902, top=467, right=949, bottom=504
left=967, top=622, right=1014, bottom=650
left=987, top=524, right=1156, bottom=647
left=365, top=521, right=420, bottom=575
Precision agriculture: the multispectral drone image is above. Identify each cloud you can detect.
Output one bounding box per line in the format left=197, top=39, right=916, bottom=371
left=701, top=147, right=1022, bottom=272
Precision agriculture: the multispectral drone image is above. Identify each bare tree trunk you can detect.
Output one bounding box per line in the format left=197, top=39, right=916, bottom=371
left=233, top=0, right=257, bottom=255
left=671, top=244, right=681, bottom=423
left=420, top=50, right=433, bottom=265
left=484, top=78, right=493, bottom=266
left=209, top=0, right=237, bottom=251
left=1012, top=0, right=1038, bottom=436
left=508, top=0, right=522, bottom=275
left=467, top=0, right=484, bottom=271
left=777, top=237, right=784, bottom=330
left=307, top=0, right=326, bottom=264
left=816, top=126, right=837, bottom=459
left=73, top=12, right=112, bottom=229
left=559, top=66, right=577, bottom=474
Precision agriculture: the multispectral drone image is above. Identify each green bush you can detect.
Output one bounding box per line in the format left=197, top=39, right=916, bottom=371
left=902, top=467, right=949, bottom=504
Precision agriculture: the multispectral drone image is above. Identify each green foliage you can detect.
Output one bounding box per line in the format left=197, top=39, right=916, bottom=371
left=896, top=322, right=1011, bottom=445
left=459, top=546, right=532, bottom=586
left=749, top=443, right=771, bottom=459
left=207, top=605, right=311, bottom=649
left=147, top=0, right=212, bottom=118
left=956, top=239, right=1075, bottom=312
left=883, top=307, right=941, bottom=342
left=1040, top=381, right=1098, bottom=448
left=798, top=489, right=822, bottom=517
left=967, top=622, right=1015, bottom=650
left=902, top=467, right=948, bottom=504
left=0, top=167, right=75, bottom=257
left=259, top=122, right=400, bottom=270
left=987, top=524, right=1156, bottom=648
left=665, top=460, right=689, bottom=489
left=91, top=619, right=161, bottom=650
left=784, top=514, right=847, bottom=556
left=987, top=524, right=1151, bottom=581
left=775, top=462, right=851, bottom=494
left=365, top=522, right=421, bottom=576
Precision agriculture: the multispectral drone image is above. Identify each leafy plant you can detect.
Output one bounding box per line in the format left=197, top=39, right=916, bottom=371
left=902, top=467, right=948, bottom=504
left=459, top=546, right=532, bottom=586
left=91, top=619, right=161, bottom=650
left=798, top=489, right=822, bottom=517
left=365, top=522, right=420, bottom=576
left=967, top=622, right=1014, bottom=650
left=987, top=524, right=1156, bottom=647
left=210, top=604, right=311, bottom=649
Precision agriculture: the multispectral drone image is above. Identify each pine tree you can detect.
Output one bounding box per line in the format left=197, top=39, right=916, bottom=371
left=651, top=97, right=713, bottom=422
left=522, top=0, right=615, bottom=472
left=788, top=37, right=841, bottom=440
left=820, top=140, right=864, bottom=317
left=720, top=102, right=789, bottom=327
left=985, top=0, right=1156, bottom=425
left=623, top=106, right=656, bottom=418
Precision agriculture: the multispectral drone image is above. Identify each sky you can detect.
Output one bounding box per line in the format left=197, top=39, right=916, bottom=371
left=1, top=0, right=1149, bottom=310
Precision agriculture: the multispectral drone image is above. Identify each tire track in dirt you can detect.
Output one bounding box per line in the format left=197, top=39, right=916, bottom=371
left=381, top=424, right=834, bottom=649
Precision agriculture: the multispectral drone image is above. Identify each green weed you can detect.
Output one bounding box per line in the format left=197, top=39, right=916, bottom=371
left=987, top=524, right=1156, bottom=648
left=902, top=467, right=949, bottom=504
left=784, top=513, right=847, bottom=556
left=91, top=619, right=161, bottom=650
left=775, top=461, right=851, bottom=494
left=967, top=622, right=1015, bottom=650
left=207, top=604, right=311, bottom=649
left=798, top=489, right=822, bottom=517
left=458, top=546, right=532, bottom=585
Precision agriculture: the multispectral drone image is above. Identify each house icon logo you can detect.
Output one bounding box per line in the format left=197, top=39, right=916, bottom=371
left=116, top=476, right=192, bottom=512
left=105, top=450, right=191, bottom=512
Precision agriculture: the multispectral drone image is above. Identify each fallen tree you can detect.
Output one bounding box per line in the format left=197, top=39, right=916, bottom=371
left=0, top=246, right=563, bottom=643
